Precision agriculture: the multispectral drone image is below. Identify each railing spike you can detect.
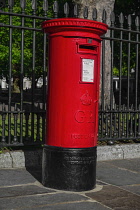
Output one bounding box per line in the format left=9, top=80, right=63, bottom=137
left=74, top=4, right=79, bottom=18
left=53, top=0, right=59, bottom=18
left=128, top=14, right=132, bottom=27
left=110, top=11, right=115, bottom=24
left=20, top=0, right=26, bottom=10
left=119, top=13, right=124, bottom=25
left=43, top=0, right=48, bottom=12
left=92, top=8, right=97, bottom=21
left=135, top=16, right=139, bottom=28
left=8, top=0, right=14, bottom=8
left=32, top=0, right=37, bottom=10
left=102, top=9, right=107, bottom=23
left=64, top=2, right=69, bottom=18
left=83, top=6, right=88, bottom=19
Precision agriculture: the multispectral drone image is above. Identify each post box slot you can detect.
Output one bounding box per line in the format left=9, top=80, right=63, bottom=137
left=79, top=45, right=96, bottom=51
left=78, top=44, right=97, bottom=54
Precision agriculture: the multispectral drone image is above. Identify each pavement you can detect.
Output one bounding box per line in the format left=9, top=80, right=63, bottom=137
left=0, top=158, right=140, bottom=210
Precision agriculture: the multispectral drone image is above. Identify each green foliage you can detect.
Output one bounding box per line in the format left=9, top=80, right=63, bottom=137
left=113, top=67, right=119, bottom=76
left=113, top=38, right=137, bottom=76
left=0, top=147, right=12, bottom=154
left=0, top=0, right=72, bottom=78
left=113, top=0, right=139, bottom=77
left=0, top=0, right=54, bottom=78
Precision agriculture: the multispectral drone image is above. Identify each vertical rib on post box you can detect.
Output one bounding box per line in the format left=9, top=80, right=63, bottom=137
left=42, top=18, right=108, bottom=191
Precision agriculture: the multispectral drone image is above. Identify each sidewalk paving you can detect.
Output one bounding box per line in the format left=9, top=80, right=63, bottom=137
left=0, top=158, right=139, bottom=210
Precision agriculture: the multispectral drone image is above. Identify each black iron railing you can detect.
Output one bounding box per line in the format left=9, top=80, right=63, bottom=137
left=99, top=12, right=140, bottom=144
left=0, top=0, right=140, bottom=147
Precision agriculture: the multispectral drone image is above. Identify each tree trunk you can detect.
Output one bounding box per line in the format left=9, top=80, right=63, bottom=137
left=72, top=0, right=115, bottom=107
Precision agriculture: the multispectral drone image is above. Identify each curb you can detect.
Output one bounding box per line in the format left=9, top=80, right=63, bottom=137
left=97, top=144, right=140, bottom=161
left=0, top=144, right=140, bottom=169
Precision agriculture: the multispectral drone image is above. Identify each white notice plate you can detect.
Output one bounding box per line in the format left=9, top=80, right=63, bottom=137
left=82, top=59, right=94, bottom=83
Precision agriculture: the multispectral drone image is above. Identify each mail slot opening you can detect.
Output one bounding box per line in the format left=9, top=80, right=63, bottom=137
left=79, top=45, right=97, bottom=51
left=78, top=45, right=97, bottom=54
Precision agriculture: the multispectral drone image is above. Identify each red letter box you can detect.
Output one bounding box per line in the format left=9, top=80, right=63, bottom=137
left=42, top=18, right=108, bottom=191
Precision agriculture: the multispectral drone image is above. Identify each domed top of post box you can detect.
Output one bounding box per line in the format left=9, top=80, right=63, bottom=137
left=42, top=18, right=108, bottom=39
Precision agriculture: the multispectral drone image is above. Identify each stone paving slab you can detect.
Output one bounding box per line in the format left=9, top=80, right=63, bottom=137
left=121, top=185, right=140, bottom=195
left=86, top=185, right=140, bottom=210
left=0, top=158, right=139, bottom=210
left=97, top=161, right=140, bottom=186
left=104, top=158, right=140, bottom=173
left=0, top=185, right=55, bottom=198
left=23, top=201, right=111, bottom=210
left=0, top=192, right=89, bottom=210
left=0, top=169, right=36, bottom=186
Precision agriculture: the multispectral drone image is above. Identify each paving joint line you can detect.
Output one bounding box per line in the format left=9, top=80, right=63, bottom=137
left=96, top=201, right=113, bottom=210
left=102, top=182, right=140, bottom=197
left=96, top=179, right=111, bottom=185
left=100, top=161, right=139, bottom=174
left=118, top=185, right=140, bottom=197
left=14, top=200, right=94, bottom=210
left=0, top=191, right=65, bottom=199
left=124, top=184, right=140, bottom=187
left=120, top=145, right=125, bottom=159
left=0, top=181, right=43, bottom=189
left=8, top=151, right=14, bottom=168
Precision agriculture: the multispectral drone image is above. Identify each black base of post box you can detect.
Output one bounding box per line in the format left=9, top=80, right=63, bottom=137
left=42, top=145, right=97, bottom=191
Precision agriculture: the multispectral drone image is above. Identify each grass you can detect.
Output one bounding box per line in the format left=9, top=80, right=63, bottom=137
left=0, top=147, right=12, bottom=154
left=0, top=113, right=45, bottom=142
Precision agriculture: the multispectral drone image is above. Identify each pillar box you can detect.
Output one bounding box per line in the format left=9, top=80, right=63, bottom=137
left=42, top=18, right=108, bottom=191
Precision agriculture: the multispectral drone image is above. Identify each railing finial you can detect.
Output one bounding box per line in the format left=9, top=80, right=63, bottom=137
left=43, top=0, right=48, bottom=13
left=102, top=9, right=107, bottom=23
left=83, top=6, right=88, bottom=19
left=8, top=0, right=14, bottom=9
left=20, top=0, right=26, bottom=10
left=53, top=0, right=59, bottom=18
left=64, top=2, right=69, bottom=18
left=92, top=8, right=97, bottom=21
left=32, top=0, right=37, bottom=11
left=135, top=16, right=139, bottom=30
left=74, top=4, right=79, bottom=18
left=119, top=12, right=124, bottom=27
left=110, top=11, right=115, bottom=26
left=128, top=14, right=132, bottom=29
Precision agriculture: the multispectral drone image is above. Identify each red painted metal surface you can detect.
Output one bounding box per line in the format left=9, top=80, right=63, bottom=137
left=42, top=18, right=108, bottom=148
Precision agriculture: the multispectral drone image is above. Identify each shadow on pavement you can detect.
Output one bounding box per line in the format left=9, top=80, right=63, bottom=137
left=24, top=148, right=43, bottom=184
